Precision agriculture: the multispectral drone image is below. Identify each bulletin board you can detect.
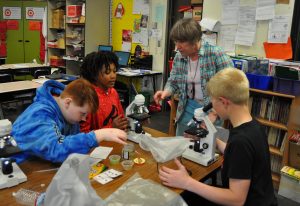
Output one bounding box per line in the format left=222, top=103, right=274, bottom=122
left=111, top=0, right=143, bottom=53
left=203, top=0, right=295, bottom=58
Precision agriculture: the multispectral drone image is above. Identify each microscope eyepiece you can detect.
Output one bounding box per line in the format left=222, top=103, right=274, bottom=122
left=202, top=102, right=212, bottom=113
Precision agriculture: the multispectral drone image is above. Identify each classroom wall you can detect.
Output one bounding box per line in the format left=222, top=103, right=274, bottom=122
left=85, top=0, right=110, bottom=54
left=203, top=0, right=295, bottom=57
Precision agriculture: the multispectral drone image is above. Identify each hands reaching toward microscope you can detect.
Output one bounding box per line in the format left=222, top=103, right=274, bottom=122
left=158, top=158, right=193, bottom=190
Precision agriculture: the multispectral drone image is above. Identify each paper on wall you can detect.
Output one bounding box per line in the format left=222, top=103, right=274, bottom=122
left=200, top=18, right=220, bottom=32
left=268, top=15, right=290, bottom=43
left=221, top=0, right=239, bottom=25
left=235, top=6, right=257, bottom=46
left=219, top=25, right=237, bottom=53
left=256, top=0, right=275, bottom=20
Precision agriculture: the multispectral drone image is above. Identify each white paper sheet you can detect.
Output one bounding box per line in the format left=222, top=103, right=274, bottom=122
left=268, top=15, right=290, bottom=43
left=235, top=6, right=257, bottom=46
left=133, top=0, right=149, bottom=15
left=200, top=18, right=220, bottom=32
left=256, top=0, right=276, bottom=20
left=90, top=146, right=113, bottom=159
left=219, top=25, right=237, bottom=52
left=221, top=0, right=239, bottom=25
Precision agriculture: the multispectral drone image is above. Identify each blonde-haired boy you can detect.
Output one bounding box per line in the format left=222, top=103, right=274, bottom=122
left=159, top=68, right=277, bottom=206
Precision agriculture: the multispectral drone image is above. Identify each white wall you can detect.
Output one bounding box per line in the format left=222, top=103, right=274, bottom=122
left=203, top=0, right=295, bottom=57
left=149, top=0, right=168, bottom=73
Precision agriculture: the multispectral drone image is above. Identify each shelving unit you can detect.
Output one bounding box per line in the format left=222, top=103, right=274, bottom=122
left=47, top=0, right=110, bottom=75
left=47, top=0, right=66, bottom=70
left=249, top=88, right=300, bottom=189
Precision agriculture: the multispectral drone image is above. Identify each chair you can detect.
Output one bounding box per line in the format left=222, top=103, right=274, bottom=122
left=0, top=74, right=14, bottom=119
left=114, top=81, right=129, bottom=109
left=0, top=73, right=13, bottom=83
left=33, top=69, right=51, bottom=79
left=14, top=69, right=31, bottom=81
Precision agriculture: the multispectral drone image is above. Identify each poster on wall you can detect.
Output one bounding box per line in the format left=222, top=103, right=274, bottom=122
left=122, top=29, right=132, bottom=52
left=26, top=7, right=45, bottom=20
left=140, top=15, right=148, bottom=28
left=6, top=20, right=19, bottom=30
left=29, top=21, right=41, bottom=31
left=114, top=3, right=125, bottom=18
left=3, top=7, right=21, bottom=20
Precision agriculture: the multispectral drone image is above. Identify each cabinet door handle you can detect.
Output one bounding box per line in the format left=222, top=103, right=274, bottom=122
left=25, top=40, right=30, bottom=43
left=18, top=40, right=23, bottom=42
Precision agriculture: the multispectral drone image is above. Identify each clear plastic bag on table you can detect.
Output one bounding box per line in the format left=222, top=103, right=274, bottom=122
left=44, top=153, right=105, bottom=206
left=105, top=173, right=187, bottom=206
left=139, top=135, right=190, bottom=163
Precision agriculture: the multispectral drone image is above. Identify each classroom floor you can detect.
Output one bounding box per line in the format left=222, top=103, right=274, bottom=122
left=2, top=107, right=299, bottom=206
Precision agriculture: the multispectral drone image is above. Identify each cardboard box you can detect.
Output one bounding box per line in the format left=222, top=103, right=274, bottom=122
left=289, top=141, right=300, bottom=169
left=52, top=9, right=64, bottom=29
left=67, top=5, right=82, bottom=17
left=278, top=174, right=300, bottom=203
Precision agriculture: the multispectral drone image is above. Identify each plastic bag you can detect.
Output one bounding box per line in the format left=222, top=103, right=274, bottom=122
left=44, top=154, right=105, bottom=206
left=139, top=135, right=190, bottom=163
left=105, top=173, right=187, bottom=206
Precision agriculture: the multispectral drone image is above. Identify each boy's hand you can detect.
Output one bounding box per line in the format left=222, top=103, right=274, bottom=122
left=94, top=128, right=127, bottom=145
left=113, top=115, right=128, bottom=130
left=158, top=158, right=192, bottom=190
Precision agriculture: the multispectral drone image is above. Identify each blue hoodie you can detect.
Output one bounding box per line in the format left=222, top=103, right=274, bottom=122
left=12, top=80, right=98, bottom=163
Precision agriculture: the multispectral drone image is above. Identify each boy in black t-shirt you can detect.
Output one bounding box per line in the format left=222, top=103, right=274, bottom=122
left=159, top=68, right=277, bottom=206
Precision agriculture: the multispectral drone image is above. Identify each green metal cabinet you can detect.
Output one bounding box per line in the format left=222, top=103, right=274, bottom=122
left=0, top=0, right=47, bottom=64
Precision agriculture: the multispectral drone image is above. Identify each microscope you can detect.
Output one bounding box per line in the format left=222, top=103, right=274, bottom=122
left=0, top=119, right=27, bottom=189
left=126, top=94, right=151, bottom=143
left=182, top=103, right=219, bottom=166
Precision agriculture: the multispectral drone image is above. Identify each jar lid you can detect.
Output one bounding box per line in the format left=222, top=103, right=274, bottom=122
left=0, top=119, right=12, bottom=136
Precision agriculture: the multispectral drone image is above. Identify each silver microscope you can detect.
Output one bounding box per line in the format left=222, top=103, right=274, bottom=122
left=125, top=94, right=151, bottom=143
left=182, top=103, right=219, bottom=166
left=0, top=119, right=27, bottom=189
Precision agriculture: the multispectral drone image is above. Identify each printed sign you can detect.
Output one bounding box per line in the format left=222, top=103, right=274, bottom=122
left=3, top=7, right=21, bottom=20
left=26, top=7, right=44, bottom=20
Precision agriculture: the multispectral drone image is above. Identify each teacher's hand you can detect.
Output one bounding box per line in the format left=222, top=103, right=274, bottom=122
left=154, top=90, right=171, bottom=105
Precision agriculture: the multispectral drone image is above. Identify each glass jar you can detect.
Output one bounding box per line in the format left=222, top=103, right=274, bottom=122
left=122, top=143, right=135, bottom=160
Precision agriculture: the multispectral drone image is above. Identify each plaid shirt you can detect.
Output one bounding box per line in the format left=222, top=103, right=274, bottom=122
left=165, top=42, right=233, bottom=122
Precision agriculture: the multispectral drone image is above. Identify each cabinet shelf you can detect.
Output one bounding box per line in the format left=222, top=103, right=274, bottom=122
left=272, top=172, right=280, bottom=182
left=255, top=117, right=288, bottom=131
left=269, top=145, right=283, bottom=157
left=48, top=47, right=65, bottom=50
left=48, top=0, right=109, bottom=75
left=249, top=88, right=295, bottom=99
left=66, top=23, right=85, bottom=26
left=49, top=27, right=65, bottom=30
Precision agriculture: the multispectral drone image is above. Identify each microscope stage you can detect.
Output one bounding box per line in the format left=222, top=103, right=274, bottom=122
left=182, top=150, right=219, bottom=167
left=0, top=162, right=27, bottom=189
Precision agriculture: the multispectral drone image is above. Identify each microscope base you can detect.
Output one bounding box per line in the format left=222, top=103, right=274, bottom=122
left=0, top=162, right=27, bottom=189
left=127, top=131, right=151, bottom=143
left=182, top=150, right=219, bottom=167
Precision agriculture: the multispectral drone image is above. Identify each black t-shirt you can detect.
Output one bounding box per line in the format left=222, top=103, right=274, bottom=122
left=221, top=119, right=277, bottom=206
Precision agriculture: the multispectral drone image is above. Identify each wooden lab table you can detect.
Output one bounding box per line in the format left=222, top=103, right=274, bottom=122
left=0, top=127, right=223, bottom=205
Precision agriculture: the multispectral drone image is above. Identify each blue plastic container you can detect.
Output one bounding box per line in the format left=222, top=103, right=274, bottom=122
left=273, top=77, right=300, bottom=96
left=246, top=73, right=273, bottom=90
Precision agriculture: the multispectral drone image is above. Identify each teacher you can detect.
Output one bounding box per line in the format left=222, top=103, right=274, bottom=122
left=154, top=18, right=233, bottom=135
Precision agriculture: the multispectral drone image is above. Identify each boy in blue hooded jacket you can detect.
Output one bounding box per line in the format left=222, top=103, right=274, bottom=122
left=12, top=79, right=127, bottom=163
